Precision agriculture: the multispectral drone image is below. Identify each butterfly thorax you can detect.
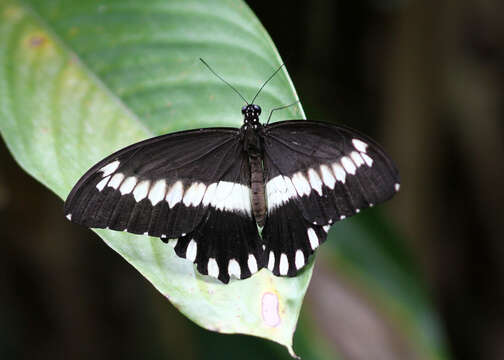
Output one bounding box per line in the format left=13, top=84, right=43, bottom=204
left=241, top=104, right=266, bottom=226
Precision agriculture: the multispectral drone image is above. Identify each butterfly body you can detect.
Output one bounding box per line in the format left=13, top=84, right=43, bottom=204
left=241, top=104, right=267, bottom=226
left=65, top=103, right=399, bottom=284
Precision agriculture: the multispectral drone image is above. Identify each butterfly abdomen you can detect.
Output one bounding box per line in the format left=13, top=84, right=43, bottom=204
left=249, top=154, right=266, bottom=227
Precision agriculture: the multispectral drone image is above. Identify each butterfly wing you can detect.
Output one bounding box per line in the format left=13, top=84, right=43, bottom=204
left=65, top=128, right=264, bottom=283
left=261, top=120, right=400, bottom=276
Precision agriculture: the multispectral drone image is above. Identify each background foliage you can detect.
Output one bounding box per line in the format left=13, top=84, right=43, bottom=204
left=1, top=0, right=502, bottom=359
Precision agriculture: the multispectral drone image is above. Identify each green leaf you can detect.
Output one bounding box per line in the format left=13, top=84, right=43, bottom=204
left=0, top=0, right=307, bottom=355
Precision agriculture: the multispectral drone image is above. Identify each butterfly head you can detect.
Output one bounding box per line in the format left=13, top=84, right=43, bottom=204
left=242, top=104, right=262, bottom=127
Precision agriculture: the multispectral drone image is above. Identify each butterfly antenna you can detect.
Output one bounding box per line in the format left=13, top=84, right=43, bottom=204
left=200, top=58, right=249, bottom=105
left=251, top=63, right=285, bottom=104
left=266, top=100, right=300, bottom=125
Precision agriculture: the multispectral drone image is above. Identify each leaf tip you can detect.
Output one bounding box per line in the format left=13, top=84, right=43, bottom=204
left=286, top=344, right=300, bottom=359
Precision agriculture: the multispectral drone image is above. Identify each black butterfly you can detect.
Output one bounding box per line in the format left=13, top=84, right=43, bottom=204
left=65, top=61, right=400, bottom=284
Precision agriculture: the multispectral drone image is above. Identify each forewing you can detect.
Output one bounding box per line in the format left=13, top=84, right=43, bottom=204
left=65, top=128, right=244, bottom=238
left=261, top=120, right=400, bottom=276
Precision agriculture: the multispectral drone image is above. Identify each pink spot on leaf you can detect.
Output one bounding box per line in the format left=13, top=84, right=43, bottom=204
left=29, top=35, right=46, bottom=48
left=261, top=292, right=281, bottom=327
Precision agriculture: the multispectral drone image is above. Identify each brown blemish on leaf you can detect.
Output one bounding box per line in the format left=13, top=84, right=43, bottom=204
left=28, top=35, right=46, bottom=48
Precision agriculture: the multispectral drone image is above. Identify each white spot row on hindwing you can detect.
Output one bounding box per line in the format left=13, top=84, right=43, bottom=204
left=174, top=238, right=260, bottom=281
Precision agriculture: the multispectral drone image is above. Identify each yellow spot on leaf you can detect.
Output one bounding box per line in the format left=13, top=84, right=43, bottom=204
left=24, top=32, right=55, bottom=56
left=20, top=30, right=60, bottom=68
left=28, top=35, right=46, bottom=48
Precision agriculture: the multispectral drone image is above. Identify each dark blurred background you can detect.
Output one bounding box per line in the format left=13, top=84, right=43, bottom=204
left=1, top=0, right=504, bottom=359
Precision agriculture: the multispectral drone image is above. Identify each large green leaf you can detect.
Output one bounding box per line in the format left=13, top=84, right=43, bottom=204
left=0, top=0, right=308, bottom=355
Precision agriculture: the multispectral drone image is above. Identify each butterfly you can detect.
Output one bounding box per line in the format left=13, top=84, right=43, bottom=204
left=64, top=60, right=400, bottom=284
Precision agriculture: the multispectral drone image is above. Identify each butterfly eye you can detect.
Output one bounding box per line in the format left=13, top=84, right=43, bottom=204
left=254, top=105, right=261, bottom=114
left=241, top=106, right=247, bottom=114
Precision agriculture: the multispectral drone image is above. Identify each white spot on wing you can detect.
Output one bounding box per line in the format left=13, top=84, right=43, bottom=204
left=119, top=176, right=137, bottom=195
left=166, top=181, right=183, bottom=208
left=248, top=254, right=258, bottom=274
left=307, top=228, right=319, bottom=250
left=279, top=253, right=289, bottom=275
left=207, top=258, right=219, bottom=278
left=323, top=225, right=330, bottom=233
left=307, top=168, right=323, bottom=195
left=361, top=153, right=374, bottom=167
left=186, top=239, right=197, bottom=262
left=228, top=259, right=241, bottom=279
left=108, top=173, right=124, bottom=189
left=340, top=215, right=346, bottom=220
left=208, top=181, right=251, bottom=214
left=291, top=172, right=311, bottom=196
left=202, top=183, right=217, bottom=206
left=395, top=183, right=400, bottom=191
left=266, top=175, right=297, bottom=210
left=350, top=151, right=365, bottom=167
left=133, top=180, right=150, bottom=202
left=161, top=234, right=167, bottom=239
left=99, top=160, right=120, bottom=177
left=295, top=250, right=305, bottom=270
left=352, top=138, right=368, bottom=153
left=341, top=156, right=357, bottom=175
left=148, top=179, right=167, bottom=205
left=66, top=214, right=72, bottom=221
left=332, top=163, right=346, bottom=183
left=183, top=182, right=206, bottom=207
left=268, top=251, right=275, bottom=271
left=96, top=175, right=110, bottom=191
left=320, top=165, right=336, bottom=189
